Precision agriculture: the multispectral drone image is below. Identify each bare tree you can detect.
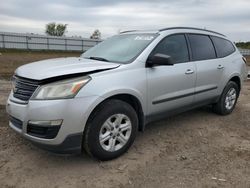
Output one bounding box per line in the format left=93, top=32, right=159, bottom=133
left=90, top=29, right=101, bottom=39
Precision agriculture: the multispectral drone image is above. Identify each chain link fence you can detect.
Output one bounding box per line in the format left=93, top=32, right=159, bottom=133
left=238, top=48, right=250, bottom=56
left=0, top=31, right=101, bottom=52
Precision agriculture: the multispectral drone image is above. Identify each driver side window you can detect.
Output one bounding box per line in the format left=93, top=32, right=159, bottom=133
left=151, top=34, right=189, bottom=64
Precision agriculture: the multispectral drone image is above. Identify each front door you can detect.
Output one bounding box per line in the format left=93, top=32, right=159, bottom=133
left=146, top=34, right=196, bottom=116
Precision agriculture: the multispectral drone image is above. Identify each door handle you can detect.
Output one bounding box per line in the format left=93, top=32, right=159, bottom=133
left=217, top=65, right=224, bottom=69
left=185, top=69, right=194, bottom=75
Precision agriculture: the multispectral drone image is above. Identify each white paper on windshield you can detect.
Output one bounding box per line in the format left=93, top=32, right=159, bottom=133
left=134, top=36, right=154, bottom=41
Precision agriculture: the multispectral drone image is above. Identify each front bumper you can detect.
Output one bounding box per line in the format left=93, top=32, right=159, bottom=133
left=6, top=92, right=100, bottom=154
left=32, top=133, right=83, bottom=154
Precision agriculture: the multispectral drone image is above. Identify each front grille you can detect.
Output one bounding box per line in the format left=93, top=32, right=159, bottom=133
left=10, top=116, right=23, bottom=129
left=12, top=76, right=39, bottom=102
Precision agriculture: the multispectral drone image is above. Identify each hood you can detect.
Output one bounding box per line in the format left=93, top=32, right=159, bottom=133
left=15, top=57, right=120, bottom=80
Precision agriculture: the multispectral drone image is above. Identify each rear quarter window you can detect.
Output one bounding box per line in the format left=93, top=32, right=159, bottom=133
left=188, top=34, right=216, bottom=61
left=211, top=36, right=235, bottom=58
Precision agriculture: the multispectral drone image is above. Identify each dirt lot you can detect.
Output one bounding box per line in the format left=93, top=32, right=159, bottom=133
left=246, top=56, right=250, bottom=65
left=0, top=52, right=250, bottom=188
left=0, top=50, right=81, bottom=79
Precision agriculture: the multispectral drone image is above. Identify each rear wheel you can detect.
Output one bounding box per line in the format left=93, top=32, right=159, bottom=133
left=213, top=81, right=239, bottom=115
left=83, top=99, right=138, bottom=161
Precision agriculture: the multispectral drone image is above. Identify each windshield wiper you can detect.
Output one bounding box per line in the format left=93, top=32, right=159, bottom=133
left=88, top=56, right=110, bottom=62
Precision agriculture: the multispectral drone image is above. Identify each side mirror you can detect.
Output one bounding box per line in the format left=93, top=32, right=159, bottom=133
left=146, top=53, right=174, bottom=67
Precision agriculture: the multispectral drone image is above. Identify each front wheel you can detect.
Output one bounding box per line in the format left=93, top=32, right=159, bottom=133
left=213, top=81, right=239, bottom=115
left=83, top=99, right=138, bottom=161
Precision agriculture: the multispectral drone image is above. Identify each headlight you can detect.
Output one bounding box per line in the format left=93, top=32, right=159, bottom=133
left=32, top=76, right=91, bottom=100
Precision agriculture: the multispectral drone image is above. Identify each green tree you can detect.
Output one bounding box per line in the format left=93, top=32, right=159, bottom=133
left=45, top=22, right=68, bottom=36
left=236, top=42, right=250, bottom=49
left=90, top=29, right=101, bottom=39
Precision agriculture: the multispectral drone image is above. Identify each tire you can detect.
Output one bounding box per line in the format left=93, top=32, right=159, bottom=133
left=83, top=99, right=138, bottom=161
left=213, top=81, right=239, bottom=115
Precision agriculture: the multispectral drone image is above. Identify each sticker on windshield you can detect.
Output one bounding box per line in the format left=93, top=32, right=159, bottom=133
left=134, top=36, right=154, bottom=41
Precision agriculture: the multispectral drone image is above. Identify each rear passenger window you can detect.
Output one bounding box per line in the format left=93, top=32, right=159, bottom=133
left=151, top=34, right=189, bottom=64
left=188, top=34, right=216, bottom=61
left=211, top=36, right=235, bottom=58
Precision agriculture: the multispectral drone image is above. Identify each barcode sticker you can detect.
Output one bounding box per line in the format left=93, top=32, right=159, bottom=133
left=134, top=36, right=154, bottom=41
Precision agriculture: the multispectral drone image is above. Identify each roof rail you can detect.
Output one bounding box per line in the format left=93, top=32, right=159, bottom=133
left=119, top=30, right=138, bottom=34
left=159, top=27, right=225, bottom=37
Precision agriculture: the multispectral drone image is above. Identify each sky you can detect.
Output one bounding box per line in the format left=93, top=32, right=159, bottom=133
left=0, top=0, right=249, bottom=42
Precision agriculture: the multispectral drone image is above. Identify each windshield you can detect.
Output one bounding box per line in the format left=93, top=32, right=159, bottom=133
left=82, top=33, right=157, bottom=64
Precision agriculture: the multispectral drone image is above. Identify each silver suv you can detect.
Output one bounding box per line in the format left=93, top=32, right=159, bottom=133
left=6, top=27, right=247, bottom=160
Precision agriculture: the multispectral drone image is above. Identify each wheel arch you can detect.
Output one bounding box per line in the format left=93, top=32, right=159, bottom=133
left=86, top=93, right=145, bottom=132
left=228, top=74, right=241, bottom=91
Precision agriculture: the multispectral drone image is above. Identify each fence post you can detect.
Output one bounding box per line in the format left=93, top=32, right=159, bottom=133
left=26, top=36, right=29, bottom=50
left=2, top=34, right=5, bottom=48
left=47, top=37, right=49, bottom=50
left=65, top=39, right=67, bottom=51
left=82, top=40, right=84, bottom=52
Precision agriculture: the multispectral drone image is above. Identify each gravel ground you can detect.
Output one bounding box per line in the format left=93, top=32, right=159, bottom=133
left=0, top=80, right=249, bottom=188
left=0, top=52, right=249, bottom=188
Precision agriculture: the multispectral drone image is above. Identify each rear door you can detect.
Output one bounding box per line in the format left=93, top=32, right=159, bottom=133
left=146, top=34, right=196, bottom=116
left=187, top=34, right=223, bottom=103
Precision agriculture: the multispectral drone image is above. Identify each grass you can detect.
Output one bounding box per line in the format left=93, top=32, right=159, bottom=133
left=0, top=50, right=82, bottom=79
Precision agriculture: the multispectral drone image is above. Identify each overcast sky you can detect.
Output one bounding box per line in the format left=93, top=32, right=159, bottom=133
left=0, top=0, right=249, bottom=41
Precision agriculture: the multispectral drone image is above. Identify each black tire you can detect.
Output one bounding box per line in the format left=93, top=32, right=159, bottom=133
left=83, top=99, right=138, bottom=161
left=213, top=81, right=239, bottom=115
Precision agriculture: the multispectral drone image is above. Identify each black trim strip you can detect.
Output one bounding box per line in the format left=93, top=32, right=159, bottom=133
left=31, top=133, right=82, bottom=154
left=152, top=86, right=218, bottom=105
left=195, top=86, right=218, bottom=95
